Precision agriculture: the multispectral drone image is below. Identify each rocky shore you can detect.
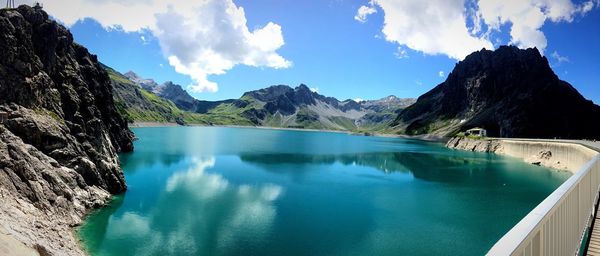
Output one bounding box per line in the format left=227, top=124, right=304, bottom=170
left=0, top=5, right=134, bottom=255
left=446, top=137, right=504, bottom=153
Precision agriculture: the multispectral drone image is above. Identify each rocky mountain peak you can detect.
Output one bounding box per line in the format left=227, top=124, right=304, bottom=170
left=124, top=70, right=159, bottom=91
left=122, top=70, right=202, bottom=111
left=394, top=46, right=600, bottom=139
left=296, top=83, right=312, bottom=91
left=384, top=95, right=399, bottom=101
left=124, top=71, right=141, bottom=80
left=291, top=84, right=317, bottom=105
left=449, top=46, right=552, bottom=88
left=242, top=85, right=294, bottom=102
left=152, top=81, right=199, bottom=110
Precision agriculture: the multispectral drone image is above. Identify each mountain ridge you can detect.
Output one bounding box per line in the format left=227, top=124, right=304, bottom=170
left=116, top=70, right=416, bottom=131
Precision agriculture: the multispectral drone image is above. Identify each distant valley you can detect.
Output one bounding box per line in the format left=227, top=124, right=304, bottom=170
left=109, top=67, right=416, bottom=132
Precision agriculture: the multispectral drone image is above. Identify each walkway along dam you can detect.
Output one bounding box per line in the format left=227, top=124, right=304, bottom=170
left=447, top=138, right=600, bottom=255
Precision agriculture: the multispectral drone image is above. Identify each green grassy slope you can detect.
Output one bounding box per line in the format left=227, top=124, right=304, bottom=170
left=107, top=66, right=210, bottom=124
left=107, top=65, right=261, bottom=126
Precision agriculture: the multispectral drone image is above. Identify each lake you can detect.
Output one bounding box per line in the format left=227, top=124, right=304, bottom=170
left=78, top=126, right=570, bottom=255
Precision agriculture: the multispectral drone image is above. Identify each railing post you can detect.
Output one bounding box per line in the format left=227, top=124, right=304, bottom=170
left=539, top=226, right=544, bottom=256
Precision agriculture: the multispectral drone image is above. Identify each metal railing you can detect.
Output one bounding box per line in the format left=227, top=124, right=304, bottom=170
left=487, top=154, right=600, bottom=255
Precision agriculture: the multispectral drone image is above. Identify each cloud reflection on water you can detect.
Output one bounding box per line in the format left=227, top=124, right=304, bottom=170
left=165, top=157, right=227, bottom=199
left=104, top=157, right=283, bottom=255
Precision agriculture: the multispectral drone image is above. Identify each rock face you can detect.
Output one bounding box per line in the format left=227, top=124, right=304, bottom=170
left=446, top=137, right=504, bottom=153
left=393, top=46, right=600, bottom=139
left=0, top=5, right=134, bottom=255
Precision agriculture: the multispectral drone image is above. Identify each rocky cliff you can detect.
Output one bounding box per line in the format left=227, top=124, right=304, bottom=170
left=445, top=137, right=504, bottom=153
left=0, top=5, right=134, bottom=255
left=393, top=46, right=600, bottom=139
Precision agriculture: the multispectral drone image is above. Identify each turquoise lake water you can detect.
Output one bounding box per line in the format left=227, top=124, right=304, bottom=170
left=78, top=127, right=570, bottom=255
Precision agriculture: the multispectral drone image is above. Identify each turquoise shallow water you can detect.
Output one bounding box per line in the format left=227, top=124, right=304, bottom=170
left=78, top=127, right=570, bottom=256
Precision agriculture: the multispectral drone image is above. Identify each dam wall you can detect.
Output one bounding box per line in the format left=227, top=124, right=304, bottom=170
left=446, top=137, right=599, bottom=173
left=501, top=139, right=598, bottom=173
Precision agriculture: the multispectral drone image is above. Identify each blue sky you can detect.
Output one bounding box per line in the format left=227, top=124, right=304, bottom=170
left=59, top=0, right=600, bottom=103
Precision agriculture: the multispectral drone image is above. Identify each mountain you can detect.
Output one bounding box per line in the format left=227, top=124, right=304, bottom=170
left=361, top=96, right=416, bottom=112
left=124, top=71, right=206, bottom=111
left=232, top=85, right=414, bottom=130
left=111, top=71, right=255, bottom=126
left=0, top=5, right=134, bottom=255
left=120, top=71, right=415, bottom=131
left=357, top=96, right=416, bottom=129
left=236, top=84, right=365, bottom=129
left=110, top=67, right=207, bottom=124
left=392, top=46, right=600, bottom=139
left=124, top=70, right=159, bottom=91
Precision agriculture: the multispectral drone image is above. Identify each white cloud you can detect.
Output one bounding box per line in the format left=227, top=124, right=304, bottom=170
left=394, top=46, right=409, bottom=59
left=474, top=0, right=599, bottom=53
left=359, top=0, right=493, bottom=60
left=579, top=0, right=599, bottom=14
left=438, top=71, right=445, bottom=77
left=140, top=35, right=149, bottom=45
left=357, top=0, right=599, bottom=60
left=310, top=87, right=319, bottom=93
left=41, top=0, right=291, bottom=93
left=551, top=50, right=570, bottom=63
left=354, top=98, right=365, bottom=102
left=355, top=4, right=377, bottom=23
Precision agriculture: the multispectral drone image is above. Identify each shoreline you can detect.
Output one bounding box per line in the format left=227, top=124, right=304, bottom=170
left=128, top=122, right=448, bottom=142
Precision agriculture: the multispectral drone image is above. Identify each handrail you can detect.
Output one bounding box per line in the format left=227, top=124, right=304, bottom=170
left=487, top=138, right=600, bottom=153
left=487, top=153, right=600, bottom=255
